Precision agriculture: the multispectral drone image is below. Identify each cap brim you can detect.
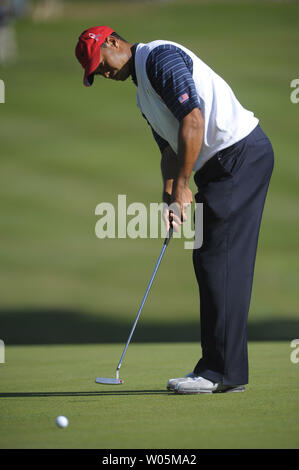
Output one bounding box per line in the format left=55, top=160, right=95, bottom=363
left=84, top=73, right=95, bottom=87
left=82, top=48, right=101, bottom=87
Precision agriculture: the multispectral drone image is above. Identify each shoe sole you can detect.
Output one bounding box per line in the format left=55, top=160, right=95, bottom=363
left=214, top=386, right=245, bottom=393
left=174, top=386, right=245, bottom=395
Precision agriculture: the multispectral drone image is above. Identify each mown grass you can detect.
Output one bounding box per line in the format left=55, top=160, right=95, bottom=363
left=0, top=342, right=298, bottom=449
left=0, top=0, right=298, bottom=449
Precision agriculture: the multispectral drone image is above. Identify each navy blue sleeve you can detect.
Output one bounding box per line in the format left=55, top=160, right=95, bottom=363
left=146, top=44, right=201, bottom=122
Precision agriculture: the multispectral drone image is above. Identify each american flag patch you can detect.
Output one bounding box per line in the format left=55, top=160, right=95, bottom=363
left=178, top=93, right=189, bottom=103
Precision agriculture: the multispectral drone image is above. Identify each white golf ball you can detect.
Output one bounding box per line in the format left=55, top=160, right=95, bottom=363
left=56, top=416, right=69, bottom=428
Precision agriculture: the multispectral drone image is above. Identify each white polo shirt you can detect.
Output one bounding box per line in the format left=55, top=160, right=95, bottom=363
left=134, top=40, right=259, bottom=172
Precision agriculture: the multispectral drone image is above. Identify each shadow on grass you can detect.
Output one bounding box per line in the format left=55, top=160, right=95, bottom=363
left=0, top=390, right=170, bottom=397
left=0, top=307, right=298, bottom=345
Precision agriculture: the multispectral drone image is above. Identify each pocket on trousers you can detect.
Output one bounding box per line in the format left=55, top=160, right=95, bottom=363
left=216, top=152, right=237, bottom=176
left=217, top=143, right=246, bottom=176
left=194, top=149, right=238, bottom=188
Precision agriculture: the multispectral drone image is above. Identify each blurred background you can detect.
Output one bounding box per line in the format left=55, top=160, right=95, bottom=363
left=0, top=0, right=298, bottom=345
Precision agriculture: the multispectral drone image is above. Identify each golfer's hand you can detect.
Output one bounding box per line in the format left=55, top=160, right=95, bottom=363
left=162, top=207, right=182, bottom=233
left=173, top=182, right=193, bottom=222
left=162, top=192, right=182, bottom=232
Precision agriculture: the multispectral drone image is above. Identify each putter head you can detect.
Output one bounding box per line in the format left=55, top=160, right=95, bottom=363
left=95, top=377, right=123, bottom=385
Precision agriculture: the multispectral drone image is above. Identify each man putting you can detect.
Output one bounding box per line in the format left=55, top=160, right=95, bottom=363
left=75, top=26, right=274, bottom=394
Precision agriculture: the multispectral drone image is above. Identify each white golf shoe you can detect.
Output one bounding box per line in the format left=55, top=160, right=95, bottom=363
left=167, top=372, right=198, bottom=391
left=174, top=376, right=246, bottom=394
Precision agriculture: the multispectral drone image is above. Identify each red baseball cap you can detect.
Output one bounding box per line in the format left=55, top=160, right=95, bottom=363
left=75, top=26, right=114, bottom=87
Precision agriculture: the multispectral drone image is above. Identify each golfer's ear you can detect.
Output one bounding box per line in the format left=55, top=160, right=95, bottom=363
left=106, top=36, right=119, bottom=49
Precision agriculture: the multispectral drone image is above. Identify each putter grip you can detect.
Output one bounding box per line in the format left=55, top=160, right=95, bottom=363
left=164, top=226, right=173, bottom=246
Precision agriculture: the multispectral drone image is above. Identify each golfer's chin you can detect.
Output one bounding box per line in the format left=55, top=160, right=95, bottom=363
left=114, top=67, right=130, bottom=81
left=114, top=74, right=128, bottom=82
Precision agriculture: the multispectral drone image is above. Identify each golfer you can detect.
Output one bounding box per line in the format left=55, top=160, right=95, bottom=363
left=75, top=26, right=274, bottom=394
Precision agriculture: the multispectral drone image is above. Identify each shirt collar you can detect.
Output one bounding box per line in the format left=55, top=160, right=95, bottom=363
left=130, top=43, right=139, bottom=86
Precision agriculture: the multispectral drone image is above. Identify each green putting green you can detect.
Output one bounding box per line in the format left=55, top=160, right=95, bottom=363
left=0, top=342, right=298, bottom=449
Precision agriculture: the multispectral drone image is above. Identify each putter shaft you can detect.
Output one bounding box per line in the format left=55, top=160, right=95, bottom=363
left=116, top=227, right=173, bottom=376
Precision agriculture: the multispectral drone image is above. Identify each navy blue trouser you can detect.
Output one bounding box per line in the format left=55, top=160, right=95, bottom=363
left=192, top=124, right=274, bottom=385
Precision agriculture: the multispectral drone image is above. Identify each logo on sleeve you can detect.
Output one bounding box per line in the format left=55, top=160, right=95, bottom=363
left=178, top=93, right=189, bottom=104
